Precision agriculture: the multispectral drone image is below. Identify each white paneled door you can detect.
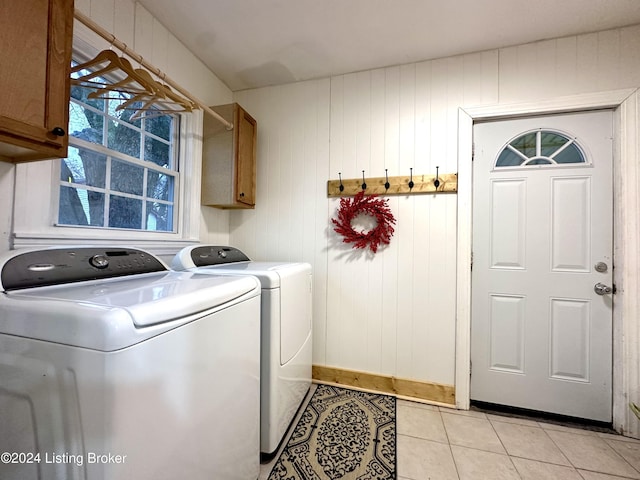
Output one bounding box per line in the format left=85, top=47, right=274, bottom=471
left=471, top=111, right=614, bottom=422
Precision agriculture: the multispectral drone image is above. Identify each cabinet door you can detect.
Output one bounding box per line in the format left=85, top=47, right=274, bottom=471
left=235, top=105, right=257, bottom=206
left=0, top=0, right=73, bottom=162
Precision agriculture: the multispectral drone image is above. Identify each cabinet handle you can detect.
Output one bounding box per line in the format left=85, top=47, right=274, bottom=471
left=51, top=127, right=66, bottom=137
left=239, top=192, right=245, bottom=197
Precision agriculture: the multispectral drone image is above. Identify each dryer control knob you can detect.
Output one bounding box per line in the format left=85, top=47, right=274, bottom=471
left=89, top=254, right=109, bottom=269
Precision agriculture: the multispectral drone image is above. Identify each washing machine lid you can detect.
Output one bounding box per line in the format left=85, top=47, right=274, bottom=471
left=0, top=247, right=260, bottom=351
left=173, top=245, right=310, bottom=288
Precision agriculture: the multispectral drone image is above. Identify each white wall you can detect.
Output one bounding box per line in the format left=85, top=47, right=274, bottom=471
left=0, top=0, right=233, bottom=256
left=232, top=24, right=640, bottom=387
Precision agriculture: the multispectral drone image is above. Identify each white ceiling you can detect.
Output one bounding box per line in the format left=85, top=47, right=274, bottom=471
left=139, top=0, right=640, bottom=92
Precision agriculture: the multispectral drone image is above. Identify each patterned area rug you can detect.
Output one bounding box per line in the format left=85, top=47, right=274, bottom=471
left=267, top=384, right=396, bottom=480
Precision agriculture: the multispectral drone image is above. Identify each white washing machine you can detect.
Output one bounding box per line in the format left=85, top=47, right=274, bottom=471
left=172, top=246, right=312, bottom=456
left=0, top=247, right=261, bottom=480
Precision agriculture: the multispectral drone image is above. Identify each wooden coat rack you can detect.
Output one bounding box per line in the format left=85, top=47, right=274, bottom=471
left=327, top=169, right=457, bottom=197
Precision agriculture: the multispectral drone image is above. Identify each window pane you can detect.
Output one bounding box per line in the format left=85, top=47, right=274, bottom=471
left=111, top=160, right=144, bottom=195
left=527, top=158, right=552, bottom=165
left=59, top=186, right=104, bottom=226
left=70, top=84, right=87, bottom=102
left=69, top=103, right=104, bottom=145
left=146, top=201, right=173, bottom=231
left=496, top=149, right=524, bottom=167
left=61, top=147, right=107, bottom=188
left=144, top=137, right=171, bottom=167
left=145, top=114, right=172, bottom=141
left=510, top=133, right=537, bottom=158
left=109, top=195, right=142, bottom=229
left=147, top=171, right=173, bottom=201
left=541, top=132, right=569, bottom=157
left=554, top=143, right=585, bottom=164
left=108, top=96, right=142, bottom=128
left=108, top=120, right=140, bottom=158
left=70, top=71, right=109, bottom=110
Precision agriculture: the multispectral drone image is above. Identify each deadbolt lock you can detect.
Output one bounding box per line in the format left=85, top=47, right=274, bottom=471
left=594, top=262, right=608, bottom=273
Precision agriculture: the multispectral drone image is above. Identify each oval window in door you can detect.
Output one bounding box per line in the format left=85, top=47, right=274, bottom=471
left=495, top=129, right=588, bottom=168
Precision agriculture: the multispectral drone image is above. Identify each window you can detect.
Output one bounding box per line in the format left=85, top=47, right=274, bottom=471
left=60, top=63, right=179, bottom=232
left=495, top=129, right=587, bottom=168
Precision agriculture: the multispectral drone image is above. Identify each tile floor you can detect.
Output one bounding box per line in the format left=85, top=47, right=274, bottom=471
left=396, top=400, right=640, bottom=480
left=260, top=386, right=640, bottom=480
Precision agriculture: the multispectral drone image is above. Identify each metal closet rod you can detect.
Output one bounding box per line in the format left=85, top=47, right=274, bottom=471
left=73, top=10, right=233, bottom=130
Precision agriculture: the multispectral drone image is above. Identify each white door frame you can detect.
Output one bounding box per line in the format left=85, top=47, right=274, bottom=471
left=455, top=88, right=640, bottom=437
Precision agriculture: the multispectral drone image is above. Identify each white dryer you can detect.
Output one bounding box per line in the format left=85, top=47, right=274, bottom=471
left=0, top=247, right=261, bottom=480
left=172, top=246, right=312, bottom=455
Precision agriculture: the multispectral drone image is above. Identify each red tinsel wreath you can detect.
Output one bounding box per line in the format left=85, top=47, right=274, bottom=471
left=332, top=191, right=396, bottom=253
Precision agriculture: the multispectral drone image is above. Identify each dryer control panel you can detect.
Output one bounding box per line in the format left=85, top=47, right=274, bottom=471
left=0, top=248, right=167, bottom=291
left=189, top=246, right=250, bottom=266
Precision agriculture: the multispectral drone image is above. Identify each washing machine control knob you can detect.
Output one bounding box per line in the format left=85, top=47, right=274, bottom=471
left=89, top=254, right=109, bottom=269
left=217, top=250, right=227, bottom=258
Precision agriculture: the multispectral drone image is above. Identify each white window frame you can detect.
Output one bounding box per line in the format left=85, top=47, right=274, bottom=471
left=11, top=40, right=202, bottom=255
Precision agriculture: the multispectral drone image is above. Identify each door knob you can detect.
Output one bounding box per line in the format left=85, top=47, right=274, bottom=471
left=594, top=283, right=614, bottom=295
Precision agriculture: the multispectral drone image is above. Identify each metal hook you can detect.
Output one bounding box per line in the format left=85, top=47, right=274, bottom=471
left=361, top=170, right=367, bottom=190
left=434, top=166, right=440, bottom=189
left=384, top=168, right=390, bottom=190
left=408, top=168, right=414, bottom=189
left=338, top=172, right=344, bottom=192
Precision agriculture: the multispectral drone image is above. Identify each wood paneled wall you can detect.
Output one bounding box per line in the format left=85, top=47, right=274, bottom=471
left=232, top=24, right=640, bottom=387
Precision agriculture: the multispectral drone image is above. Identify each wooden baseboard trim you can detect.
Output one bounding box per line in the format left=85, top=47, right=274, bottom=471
left=312, top=365, right=456, bottom=406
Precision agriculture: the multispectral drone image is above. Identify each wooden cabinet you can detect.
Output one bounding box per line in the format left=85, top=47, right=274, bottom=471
left=0, top=0, right=74, bottom=162
left=201, top=103, right=257, bottom=209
